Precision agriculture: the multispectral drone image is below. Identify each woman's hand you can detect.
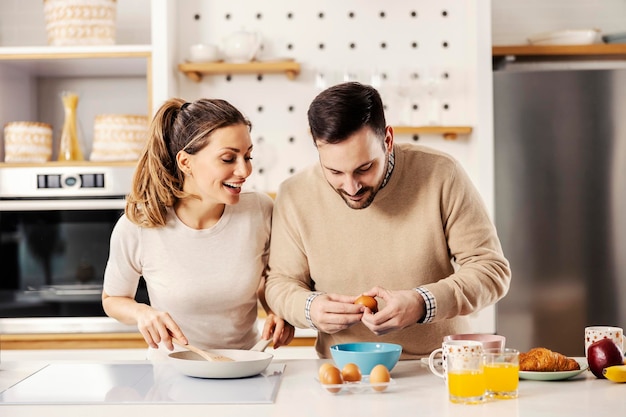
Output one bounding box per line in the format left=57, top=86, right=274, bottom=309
left=262, top=313, right=295, bottom=349
left=135, top=304, right=186, bottom=350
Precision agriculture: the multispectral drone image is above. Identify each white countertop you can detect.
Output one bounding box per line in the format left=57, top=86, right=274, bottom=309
left=0, top=349, right=623, bottom=417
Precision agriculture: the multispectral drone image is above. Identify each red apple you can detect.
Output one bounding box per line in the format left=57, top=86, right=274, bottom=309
left=587, top=338, right=624, bottom=379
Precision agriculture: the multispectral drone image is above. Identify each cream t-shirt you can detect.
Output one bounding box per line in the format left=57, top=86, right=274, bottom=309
left=104, top=192, right=273, bottom=356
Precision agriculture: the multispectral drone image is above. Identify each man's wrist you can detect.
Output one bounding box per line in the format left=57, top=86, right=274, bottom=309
left=305, top=292, right=323, bottom=330
left=413, top=287, right=436, bottom=323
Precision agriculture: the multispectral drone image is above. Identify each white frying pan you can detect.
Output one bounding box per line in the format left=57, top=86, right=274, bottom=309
left=167, top=339, right=273, bottom=379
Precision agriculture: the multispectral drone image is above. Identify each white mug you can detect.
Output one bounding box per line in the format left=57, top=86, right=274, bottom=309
left=585, top=326, right=624, bottom=358
left=189, top=43, right=220, bottom=62
left=429, top=340, right=483, bottom=381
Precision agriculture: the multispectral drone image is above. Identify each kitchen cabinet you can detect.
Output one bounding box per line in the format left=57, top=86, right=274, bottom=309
left=0, top=44, right=152, bottom=163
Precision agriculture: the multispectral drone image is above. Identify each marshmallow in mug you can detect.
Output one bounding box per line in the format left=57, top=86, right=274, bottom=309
left=585, top=326, right=624, bottom=358
left=429, top=340, right=483, bottom=381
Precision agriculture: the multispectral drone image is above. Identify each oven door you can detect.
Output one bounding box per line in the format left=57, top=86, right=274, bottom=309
left=0, top=198, right=147, bottom=318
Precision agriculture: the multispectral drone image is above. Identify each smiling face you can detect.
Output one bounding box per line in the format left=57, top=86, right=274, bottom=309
left=177, top=123, right=253, bottom=205
left=317, top=126, right=393, bottom=209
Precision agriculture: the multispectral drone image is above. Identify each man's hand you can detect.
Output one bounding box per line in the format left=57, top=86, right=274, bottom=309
left=359, top=286, right=426, bottom=335
left=309, top=293, right=364, bottom=334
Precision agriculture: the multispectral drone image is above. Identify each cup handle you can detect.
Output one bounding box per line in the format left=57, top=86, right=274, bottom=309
left=429, top=348, right=445, bottom=378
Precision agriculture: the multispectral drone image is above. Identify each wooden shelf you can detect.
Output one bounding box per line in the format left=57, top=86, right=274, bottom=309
left=492, top=43, right=626, bottom=62
left=178, top=60, right=301, bottom=82
left=0, top=161, right=137, bottom=168
left=392, top=125, right=473, bottom=140
left=0, top=45, right=151, bottom=77
left=0, top=44, right=152, bottom=60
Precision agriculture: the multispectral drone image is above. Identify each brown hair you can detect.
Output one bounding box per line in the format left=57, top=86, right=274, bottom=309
left=126, top=98, right=251, bottom=227
left=307, top=82, right=386, bottom=145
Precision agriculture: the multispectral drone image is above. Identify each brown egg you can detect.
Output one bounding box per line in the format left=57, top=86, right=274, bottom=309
left=319, top=365, right=343, bottom=393
left=341, top=363, right=362, bottom=382
left=369, top=364, right=390, bottom=392
left=354, top=295, right=378, bottom=313
left=318, top=362, right=335, bottom=381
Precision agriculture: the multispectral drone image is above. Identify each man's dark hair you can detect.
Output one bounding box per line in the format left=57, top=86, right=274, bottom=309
left=307, top=82, right=386, bottom=144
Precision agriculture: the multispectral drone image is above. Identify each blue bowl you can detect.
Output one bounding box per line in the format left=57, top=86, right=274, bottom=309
left=330, top=342, right=402, bottom=375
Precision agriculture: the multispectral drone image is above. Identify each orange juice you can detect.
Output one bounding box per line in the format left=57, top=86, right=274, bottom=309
left=483, top=363, right=519, bottom=398
left=448, top=370, right=486, bottom=402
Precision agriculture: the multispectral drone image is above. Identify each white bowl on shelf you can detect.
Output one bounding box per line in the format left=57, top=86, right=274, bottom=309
left=527, top=29, right=601, bottom=46
left=188, top=43, right=221, bottom=63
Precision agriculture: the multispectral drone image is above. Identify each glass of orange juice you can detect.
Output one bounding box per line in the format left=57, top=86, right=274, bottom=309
left=446, top=350, right=485, bottom=404
left=482, top=348, right=519, bottom=399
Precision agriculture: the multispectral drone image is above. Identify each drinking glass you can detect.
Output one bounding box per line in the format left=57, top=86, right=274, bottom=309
left=482, top=348, right=519, bottom=399
left=446, top=350, right=485, bottom=404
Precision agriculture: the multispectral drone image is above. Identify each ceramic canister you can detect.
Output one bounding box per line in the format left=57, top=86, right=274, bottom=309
left=90, top=114, right=149, bottom=162
left=43, top=0, right=117, bottom=46
left=3, top=121, right=53, bottom=162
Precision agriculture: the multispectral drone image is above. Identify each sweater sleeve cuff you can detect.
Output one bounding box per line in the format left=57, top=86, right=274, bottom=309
left=414, top=287, right=436, bottom=323
left=305, top=292, right=323, bottom=330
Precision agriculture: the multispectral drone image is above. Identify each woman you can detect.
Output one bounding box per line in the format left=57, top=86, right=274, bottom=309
left=102, top=98, right=294, bottom=358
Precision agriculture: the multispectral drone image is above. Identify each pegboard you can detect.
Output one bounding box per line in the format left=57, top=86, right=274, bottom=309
left=175, top=0, right=479, bottom=193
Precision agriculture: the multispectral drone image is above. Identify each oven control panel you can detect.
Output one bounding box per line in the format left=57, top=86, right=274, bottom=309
left=37, top=173, right=106, bottom=189
left=0, top=165, right=135, bottom=199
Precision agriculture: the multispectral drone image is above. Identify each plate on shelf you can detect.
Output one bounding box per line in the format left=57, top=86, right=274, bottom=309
left=519, top=357, right=589, bottom=381
left=527, top=29, right=600, bottom=46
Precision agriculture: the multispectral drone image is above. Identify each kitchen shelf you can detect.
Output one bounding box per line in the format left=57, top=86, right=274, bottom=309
left=392, top=125, right=473, bottom=140
left=0, top=45, right=152, bottom=77
left=0, top=161, right=138, bottom=168
left=492, top=43, right=626, bottom=64
left=178, top=60, right=301, bottom=82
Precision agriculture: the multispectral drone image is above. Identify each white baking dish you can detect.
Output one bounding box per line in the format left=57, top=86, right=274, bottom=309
left=528, top=29, right=600, bottom=46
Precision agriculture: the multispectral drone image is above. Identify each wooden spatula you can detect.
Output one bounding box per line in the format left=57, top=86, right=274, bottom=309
left=171, top=337, right=235, bottom=362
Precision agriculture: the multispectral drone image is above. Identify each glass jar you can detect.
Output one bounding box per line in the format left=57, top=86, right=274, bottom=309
left=57, top=91, right=84, bottom=161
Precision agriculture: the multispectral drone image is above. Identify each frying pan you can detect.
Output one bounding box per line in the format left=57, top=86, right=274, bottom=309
left=167, top=339, right=273, bottom=379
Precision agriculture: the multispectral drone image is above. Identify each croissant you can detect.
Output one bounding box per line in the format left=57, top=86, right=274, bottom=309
left=519, top=347, right=580, bottom=372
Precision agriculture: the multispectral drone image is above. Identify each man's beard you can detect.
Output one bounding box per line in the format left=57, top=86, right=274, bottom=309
left=336, top=151, right=390, bottom=210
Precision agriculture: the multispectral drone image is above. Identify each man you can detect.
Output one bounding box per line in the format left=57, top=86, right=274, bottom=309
left=265, top=82, right=511, bottom=359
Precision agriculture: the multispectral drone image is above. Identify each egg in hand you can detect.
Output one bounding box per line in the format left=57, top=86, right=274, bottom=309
left=354, top=295, right=378, bottom=313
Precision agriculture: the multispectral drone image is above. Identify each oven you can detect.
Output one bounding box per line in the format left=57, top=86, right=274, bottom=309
left=0, top=164, right=149, bottom=320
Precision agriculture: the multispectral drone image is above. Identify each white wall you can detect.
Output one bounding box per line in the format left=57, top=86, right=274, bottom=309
left=0, top=0, right=497, bottom=333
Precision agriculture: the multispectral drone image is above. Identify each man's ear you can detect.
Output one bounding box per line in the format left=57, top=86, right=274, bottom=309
left=384, top=126, right=394, bottom=152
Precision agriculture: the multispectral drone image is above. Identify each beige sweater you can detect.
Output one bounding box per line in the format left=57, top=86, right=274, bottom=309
left=265, top=143, right=511, bottom=359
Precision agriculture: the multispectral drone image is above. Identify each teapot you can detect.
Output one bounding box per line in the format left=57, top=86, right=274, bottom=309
left=221, top=29, right=262, bottom=63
